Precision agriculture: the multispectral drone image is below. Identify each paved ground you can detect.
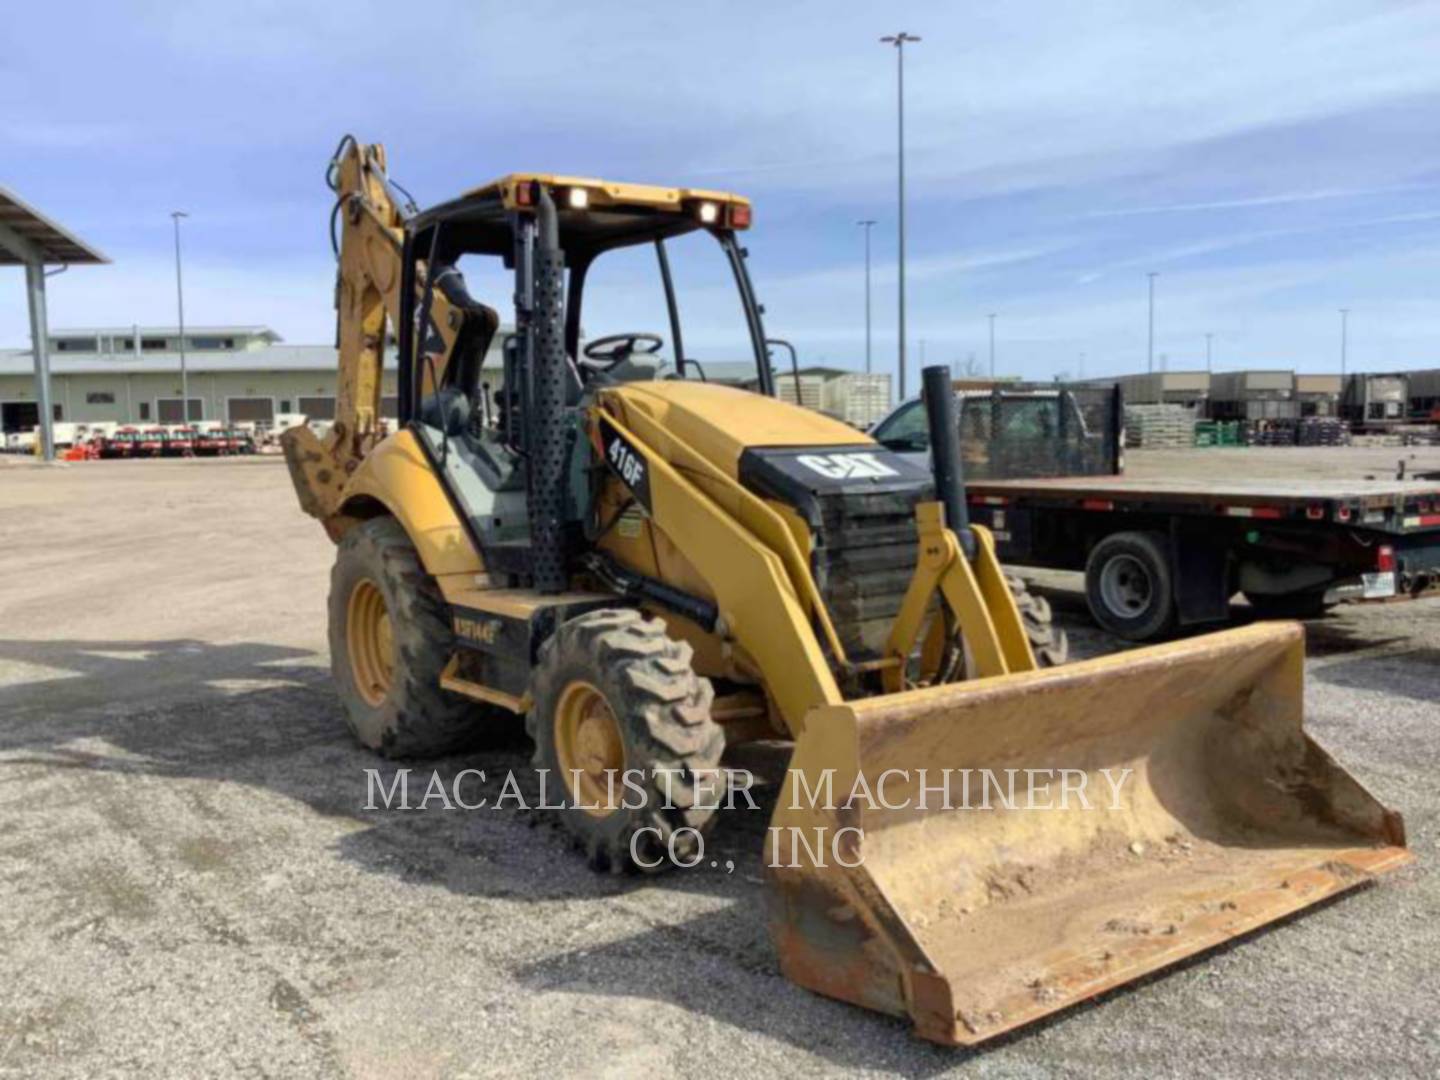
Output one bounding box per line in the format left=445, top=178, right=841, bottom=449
left=1, top=454, right=1436, bottom=1078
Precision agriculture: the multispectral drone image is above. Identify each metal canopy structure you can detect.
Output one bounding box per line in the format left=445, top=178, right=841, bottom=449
left=0, top=183, right=109, bottom=460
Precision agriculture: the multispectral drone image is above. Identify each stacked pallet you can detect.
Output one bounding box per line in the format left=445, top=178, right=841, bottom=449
left=1350, top=433, right=1407, bottom=448
left=1296, top=417, right=1350, bottom=447
left=1125, top=404, right=1195, bottom=449
left=1193, top=420, right=1241, bottom=447
left=1243, top=420, right=1296, bottom=446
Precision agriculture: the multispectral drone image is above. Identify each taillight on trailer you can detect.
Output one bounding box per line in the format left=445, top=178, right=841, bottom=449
left=1306, top=504, right=1325, bottom=520
left=1377, top=545, right=1396, bottom=572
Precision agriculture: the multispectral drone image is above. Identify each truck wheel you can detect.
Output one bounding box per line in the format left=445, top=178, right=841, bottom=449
left=1005, top=573, right=1068, bottom=666
left=329, top=517, right=475, bottom=756
left=1244, top=590, right=1335, bottom=619
left=528, top=609, right=723, bottom=874
left=1085, top=531, right=1175, bottom=642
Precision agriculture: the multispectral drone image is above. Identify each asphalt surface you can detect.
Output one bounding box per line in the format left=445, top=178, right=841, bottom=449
left=0, top=454, right=1436, bottom=1078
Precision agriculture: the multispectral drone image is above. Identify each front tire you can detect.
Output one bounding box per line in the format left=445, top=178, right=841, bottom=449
left=528, top=609, right=723, bottom=874
left=329, top=517, right=475, bottom=756
left=1006, top=573, right=1068, bottom=666
left=1085, top=531, right=1176, bottom=642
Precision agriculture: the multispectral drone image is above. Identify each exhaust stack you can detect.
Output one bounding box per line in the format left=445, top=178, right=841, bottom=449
left=922, top=364, right=975, bottom=559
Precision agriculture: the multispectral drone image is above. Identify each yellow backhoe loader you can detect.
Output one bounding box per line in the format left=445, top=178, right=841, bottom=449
left=284, top=135, right=1411, bottom=1046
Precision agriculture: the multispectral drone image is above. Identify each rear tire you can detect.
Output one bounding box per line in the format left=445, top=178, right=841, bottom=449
left=329, top=517, right=475, bottom=757
left=528, top=609, right=723, bottom=874
left=1085, top=531, right=1176, bottom=642
left=1005, top=573, right=1068, bottom=666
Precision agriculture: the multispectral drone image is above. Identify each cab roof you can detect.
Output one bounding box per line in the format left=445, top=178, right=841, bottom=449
left=411, top=174, right=751, bottom=261
left=464, top=173, right=750, bottom=214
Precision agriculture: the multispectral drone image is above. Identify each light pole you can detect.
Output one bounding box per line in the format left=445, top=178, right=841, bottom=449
left=858, top=219, right=876, bottom=374
left=171, top=211, right=190, bottom=423
left=1205, top=331, right=1213, bottom=372
left=987, top=313, right=996, bottom=378
left=1147, top=271, right=1158, bottom=374
left=881, top=31, right=920, bottom=400
left=1339, top=308, right=1349, bottom=378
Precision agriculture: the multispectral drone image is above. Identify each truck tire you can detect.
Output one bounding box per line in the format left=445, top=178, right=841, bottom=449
left=528, top=608, right=723, bottom=874
left=1085, top=531, right=1176, bottom=642
left=329, top=517, right=476, bottom=757
left=1006, top=573, right=1068, bottom=666
left=1244, top=589, right=1335, bottom=620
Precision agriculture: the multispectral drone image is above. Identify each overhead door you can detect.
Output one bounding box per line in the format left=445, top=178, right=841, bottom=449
left=1, top=401, right=39, bottom=433
left=297, top=395, right=336, bottom=420
left=228, top=397, right=275, bottom=424
left=157, top=398, right=204, bottom=423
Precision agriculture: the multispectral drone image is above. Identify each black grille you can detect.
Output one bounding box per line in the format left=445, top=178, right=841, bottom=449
left=735, top=446, right=935, bottom=664
left=813, top=487, right=928, bottom=661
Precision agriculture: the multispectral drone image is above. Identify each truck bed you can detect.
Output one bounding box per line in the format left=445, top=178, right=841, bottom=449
left=968, top=447, right=1440, bottom=535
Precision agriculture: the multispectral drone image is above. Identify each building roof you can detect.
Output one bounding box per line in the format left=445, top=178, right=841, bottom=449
left=48, top=324, right=284, bottom=341
left=0, top=344, right=343, bottom=376
left=0, top=184, right=109, bottom=266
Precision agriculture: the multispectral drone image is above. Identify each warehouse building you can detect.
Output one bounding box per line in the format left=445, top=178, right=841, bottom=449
left=1074, top=371, right=1211, bottom=407
left=1, top=323, right=891, bottom=433
left=0, top=324, right=428, bottom=432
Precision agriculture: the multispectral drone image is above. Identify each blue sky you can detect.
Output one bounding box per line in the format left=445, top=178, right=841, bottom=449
left=4, top=0, right=1440, bottom=385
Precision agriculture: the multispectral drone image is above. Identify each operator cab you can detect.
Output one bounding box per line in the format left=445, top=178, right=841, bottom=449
left=402, top=175, right=766, bottom=422
left=396, top=175, right=771, bottom=582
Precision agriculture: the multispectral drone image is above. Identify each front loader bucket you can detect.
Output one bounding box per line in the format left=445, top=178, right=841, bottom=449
left=765, top=622, right=1410, bottom=1045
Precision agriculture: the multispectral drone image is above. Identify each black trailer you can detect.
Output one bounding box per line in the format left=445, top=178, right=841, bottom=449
left=873, top=385, right=1440, bottom=641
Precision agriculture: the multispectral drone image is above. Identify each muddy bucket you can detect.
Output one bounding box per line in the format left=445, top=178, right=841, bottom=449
left=765, top=622, right=1410, bottom=1044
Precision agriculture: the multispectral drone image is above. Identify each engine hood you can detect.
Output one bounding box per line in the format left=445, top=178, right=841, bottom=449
left=600, top=379, right=933, bottom=528
left=601, top=379, right=869, bottom=476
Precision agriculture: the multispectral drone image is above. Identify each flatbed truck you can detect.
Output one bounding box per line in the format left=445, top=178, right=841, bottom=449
left=873, top=387, right=1440, bottom=641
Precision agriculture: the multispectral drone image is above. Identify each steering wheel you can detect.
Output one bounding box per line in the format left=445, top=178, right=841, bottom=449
left=580, top=332, right=664, bottom=371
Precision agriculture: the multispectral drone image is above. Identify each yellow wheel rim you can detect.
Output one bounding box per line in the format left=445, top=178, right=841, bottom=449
left=554, top=680, right=626, bottom=817
left=347, top=579, right=394, bottom=707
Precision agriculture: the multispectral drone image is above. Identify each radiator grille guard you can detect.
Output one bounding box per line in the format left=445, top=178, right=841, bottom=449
left=737, top=446, right=934, bottom=661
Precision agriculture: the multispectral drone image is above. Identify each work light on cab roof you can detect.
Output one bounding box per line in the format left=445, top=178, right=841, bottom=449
left=497, top=173, right=751, bottom=228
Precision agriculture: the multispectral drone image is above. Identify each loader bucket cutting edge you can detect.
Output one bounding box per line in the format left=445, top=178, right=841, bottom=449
left=764, top=621, right=1411, bottom=1046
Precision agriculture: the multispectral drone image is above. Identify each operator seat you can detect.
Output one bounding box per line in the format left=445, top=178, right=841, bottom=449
left=433, top=266, right=500, bottom=392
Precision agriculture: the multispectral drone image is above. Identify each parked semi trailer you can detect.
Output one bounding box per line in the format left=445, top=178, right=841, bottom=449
left=874, top=387, right=1440, bottom=641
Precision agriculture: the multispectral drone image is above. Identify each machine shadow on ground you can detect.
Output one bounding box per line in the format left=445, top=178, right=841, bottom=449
left=0, top=636, right=966, bottom=1070
left=0, top=627, right=1418, bottom=1071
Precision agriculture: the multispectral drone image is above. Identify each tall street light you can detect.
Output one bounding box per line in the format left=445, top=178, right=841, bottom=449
left=171, top=211, right=190, bottom=423
left=1146, top=271, right=1158, bottom=374
left=858, top=219, right=876, bottom=374
left=1339, top=308, right=1349, bottom=379
left=881, top=31, right=920, bottom=400
left=1205, top=331, right=1213, bottom=372
left=987, top=313, right=997, bottom=378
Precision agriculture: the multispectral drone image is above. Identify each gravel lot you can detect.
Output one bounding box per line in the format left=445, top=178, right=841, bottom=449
left=1, top=453, right=1436, bottom=1078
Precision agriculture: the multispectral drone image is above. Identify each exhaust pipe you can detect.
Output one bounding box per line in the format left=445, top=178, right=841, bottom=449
left=528, top=186, right=569, bottom=593
left=921, top=364, right=975, bottom=559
